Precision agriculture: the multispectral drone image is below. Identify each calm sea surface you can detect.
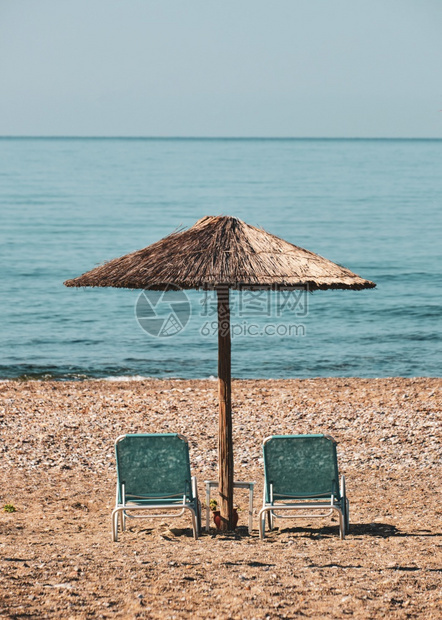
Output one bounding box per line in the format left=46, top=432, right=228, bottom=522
left=1, top=138, right=441, bottom=380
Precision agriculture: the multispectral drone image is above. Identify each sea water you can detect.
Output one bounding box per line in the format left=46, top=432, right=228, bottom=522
left=1, top=138, right=441, bottom=380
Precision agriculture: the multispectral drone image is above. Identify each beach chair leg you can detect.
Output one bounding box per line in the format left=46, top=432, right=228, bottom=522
left=196, top=500, right=202, bottom=535
left=248, top=486, right=254, bottom=533
left=345, top=499, right=350, bottom=533
left=191, top=476, right=201, bottom=536
left=259, top=509, right=266, bottom=540
left=119, top=509, right=125, bottom=532
left=340, top=476, right=350, bottom=534
left=189, top=507, right=199, bottom=541
left=111, top=509, right=119, bottom=542
left=338, top=509, right=345, bottom=540
left=205, top=485, right=210, bottom=532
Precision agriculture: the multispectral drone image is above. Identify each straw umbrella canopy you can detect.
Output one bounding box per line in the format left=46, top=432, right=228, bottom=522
left=65, top=215, right=376, bottom=529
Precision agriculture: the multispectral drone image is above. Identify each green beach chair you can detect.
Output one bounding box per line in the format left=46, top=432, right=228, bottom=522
left=112, top=433, right=201, bottom=542
left=259, top=434, right=349, bottom=540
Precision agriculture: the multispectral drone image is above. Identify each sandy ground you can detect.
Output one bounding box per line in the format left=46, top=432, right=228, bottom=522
left=0, top=377, right=441, bottom=619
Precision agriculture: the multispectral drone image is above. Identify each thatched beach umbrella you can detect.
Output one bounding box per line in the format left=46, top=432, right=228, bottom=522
left=65, top=215, right=375, bottom=530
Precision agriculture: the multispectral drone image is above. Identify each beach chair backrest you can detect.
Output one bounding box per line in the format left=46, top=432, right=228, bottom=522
left=115, top=434, right=193, bottom=502
left=263, top=434, right=340, bottom=500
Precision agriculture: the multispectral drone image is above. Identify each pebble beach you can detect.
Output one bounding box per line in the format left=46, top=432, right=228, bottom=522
left=1, top=377, right=441, bottom=618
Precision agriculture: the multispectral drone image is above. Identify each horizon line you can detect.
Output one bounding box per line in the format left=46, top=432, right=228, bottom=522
left=1, top=135, right=441, bottom=141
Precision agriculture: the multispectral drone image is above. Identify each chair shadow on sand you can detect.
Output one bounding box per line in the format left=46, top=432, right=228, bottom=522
left=265, top=522, right=441, bottom=540
left=131, top=522, right=441, bottom=542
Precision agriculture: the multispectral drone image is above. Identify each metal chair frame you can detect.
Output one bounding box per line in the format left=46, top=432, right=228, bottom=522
left=259, top=435, right=350, bottom=540
left=111, top=434, right=201, bottom=542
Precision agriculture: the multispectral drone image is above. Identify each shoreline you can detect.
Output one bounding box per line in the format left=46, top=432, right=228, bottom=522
left=1, top=374, right=441, bottom=383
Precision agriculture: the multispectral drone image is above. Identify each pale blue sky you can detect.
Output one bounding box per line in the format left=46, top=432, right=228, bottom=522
left=1, top=0, right=441, bottom=137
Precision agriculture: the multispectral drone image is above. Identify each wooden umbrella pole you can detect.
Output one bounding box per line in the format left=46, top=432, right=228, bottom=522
left=217, top=285, right=234, bottom=530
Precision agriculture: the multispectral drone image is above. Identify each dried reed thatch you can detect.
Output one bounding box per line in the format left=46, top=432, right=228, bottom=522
left=64, top=216, right=375, bottom=291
